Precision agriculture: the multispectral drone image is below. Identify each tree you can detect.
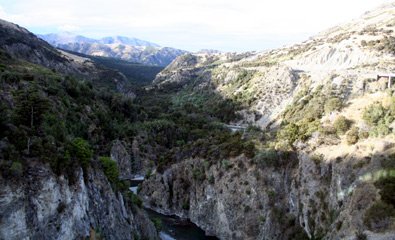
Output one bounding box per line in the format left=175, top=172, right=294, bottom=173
left=324, top=97, right=343, bottom=113
left=68, top=138, right=92, bottom=169
left=333, top=116, right=351, bottom=135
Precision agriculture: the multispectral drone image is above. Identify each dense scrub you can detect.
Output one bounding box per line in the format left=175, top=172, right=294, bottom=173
left=362, top=98, right=395, bottom=136
left=0, top=50, right=251, bottom=183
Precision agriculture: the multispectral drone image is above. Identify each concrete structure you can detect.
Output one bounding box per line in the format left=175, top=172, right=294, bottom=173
left=376, top=73, right=395, bottom=88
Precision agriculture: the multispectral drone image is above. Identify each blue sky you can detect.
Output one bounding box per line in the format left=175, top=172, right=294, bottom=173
left=0, top=0, right=391, bottom=52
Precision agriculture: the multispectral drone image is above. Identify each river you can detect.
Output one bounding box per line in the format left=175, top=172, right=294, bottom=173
left=130, top=176, right=219, bottom=240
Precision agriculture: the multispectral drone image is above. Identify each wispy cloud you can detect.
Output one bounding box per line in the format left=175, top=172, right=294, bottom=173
left=0, top=0, right=391, bottom=51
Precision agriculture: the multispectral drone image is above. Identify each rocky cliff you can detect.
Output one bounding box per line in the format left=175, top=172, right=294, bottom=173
left=139, top=144, right=395, bottom=240
left=139, top=2, right=395, bottom=240
left=0, top=160, right=158, bottom=240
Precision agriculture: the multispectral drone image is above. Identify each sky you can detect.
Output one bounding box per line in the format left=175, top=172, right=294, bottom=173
left=0, top=0, right=392, bottom=52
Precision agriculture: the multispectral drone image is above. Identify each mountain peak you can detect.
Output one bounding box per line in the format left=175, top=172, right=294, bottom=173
left=98, top=36, right=160, bottom=47
left=38, top=32, right=187, bottom=66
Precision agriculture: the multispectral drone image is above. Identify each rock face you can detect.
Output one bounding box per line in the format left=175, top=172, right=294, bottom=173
left=140, top=156, right=301, bottom=240
left=0, top=161, right=158, bottom=240
left=111, top=140, right=132, bottom=179
left=140, top=147, right=395, bottom=240
left=39, top=33, right=188, bottom=66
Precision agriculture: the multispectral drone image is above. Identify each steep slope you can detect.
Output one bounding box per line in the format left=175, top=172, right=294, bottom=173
left=0, top=19, right=136, bottom=95
left=61, top=49, right=164, bottom=85
left=139, top=2, right=395, bottom=240
left=0, top=19, right=160, bottom=240
left=153, top=2, right=395, bottom=129
left=39, top=33, right=187, bottom=66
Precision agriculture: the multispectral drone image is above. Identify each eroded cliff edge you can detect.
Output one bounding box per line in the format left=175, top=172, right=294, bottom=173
left=0, top=160, right=158, bottom=240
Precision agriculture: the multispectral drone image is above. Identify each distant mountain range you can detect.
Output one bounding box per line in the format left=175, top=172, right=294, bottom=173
left=38, top=33, right=187, bottom=66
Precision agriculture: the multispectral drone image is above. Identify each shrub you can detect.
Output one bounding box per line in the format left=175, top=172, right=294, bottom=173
left=319, top=125, right=337, bottom=135
left=10, top=161, right=23, bottom=177
left=363, top=103, right=385, bottom=125
left=359, top=130, right=369, bottom=139
left=221, top=160, right=231, bottom=170
left=311, top=154, right=323, bottom=165
left=364, top=201, right=395, bottom=231
left=372, top=122, right=391, bottom=136
left=277, top=123, right=299, bottom=144
left=333, top=116, right=351, bottom=135
left=131, top=193, right=143, bottom=208
left=208, top=175, right=215, bottom=184
left=324, top=97, right=343, bottom=113
left=374, top=177, right=395, bottom=207
left=68, top=138, right=92, bottom=169
left=99, top=156, right=119, bottom=185
left=346, top=126, right=359, bottom=145
left=192, top=168, right=205, bottom=181
left=254, top=149, right=279, bottom=168
left=151, top=217, right=163, bottom=231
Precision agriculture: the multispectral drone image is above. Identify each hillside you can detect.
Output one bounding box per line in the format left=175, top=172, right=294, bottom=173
left=39, top=33, right=187, bottom=66
left=1, top=2, right=395, bottom=240
left=62, top=49, right=164, bottom=85
left=0, top=18, right=247, bottom=240
left=142, top=2, right=395, bottom=239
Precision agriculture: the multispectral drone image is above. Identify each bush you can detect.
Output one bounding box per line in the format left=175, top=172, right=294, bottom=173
left=221, top=160, right=231, bottom=170
left=192, top=167, right=205, bottom=181
left=277, top=123, right=299, bottom=144
left=359, top=130, right=369, bottom=139
left=151, top=217, right=163, bottom=231
left=319, top=125, right=337, bottom=135
left=363, top=103, right=385, bottom=125
left=346, top=126, right=359, bottom=145
left=68, top=138, right=92, bottom=169
left=374, top=177, right=395, bottom=207
left=333, top=116, right=351, bottom=135
left=372, top=122, right=391, bottom=137
left=131, top=193, right=143, bottom=208
left=10, top=161, right=23, bottom=177
left=324, top=97, right=343, bottom=113
left=254, top=149, right=279, bottom=168
left=364, top=201, right=395, bottom=231
left=99, top=156, right=119, bottom=185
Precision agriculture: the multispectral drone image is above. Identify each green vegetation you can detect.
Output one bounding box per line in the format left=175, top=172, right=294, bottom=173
left=253, top=149, right=293, bottom=169
left=68, top=138, right=93, bottom=169
left=151, top=217, right=163, bottom=231
left=364, top=201, right=395, bottom=231
left=63, top=50, right=163, bottom=86
left=99, top=157, right=119, bottom=185
left=278, top=85, right=345, bottom=147
left=362, top=99, right=395, bottom=137
left=0, top=49, right=252, bottom=187
left=346, top=126, right=359, bottom=145
left=363, top=36, right=395, bottom=55
left=333, top=116, right=351, bottom=135
left=367, top=170, right=395, bottom=220
left=375, top=177, right=395, bottom=208
left=324, top=97, right=343, bottom=113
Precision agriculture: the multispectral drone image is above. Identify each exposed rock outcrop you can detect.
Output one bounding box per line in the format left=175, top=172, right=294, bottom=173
left=0, top=161, right=158, bottom=240
left=111, top=140, right=132, bottom=179
left=140, top=145, right=395, bottom=240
